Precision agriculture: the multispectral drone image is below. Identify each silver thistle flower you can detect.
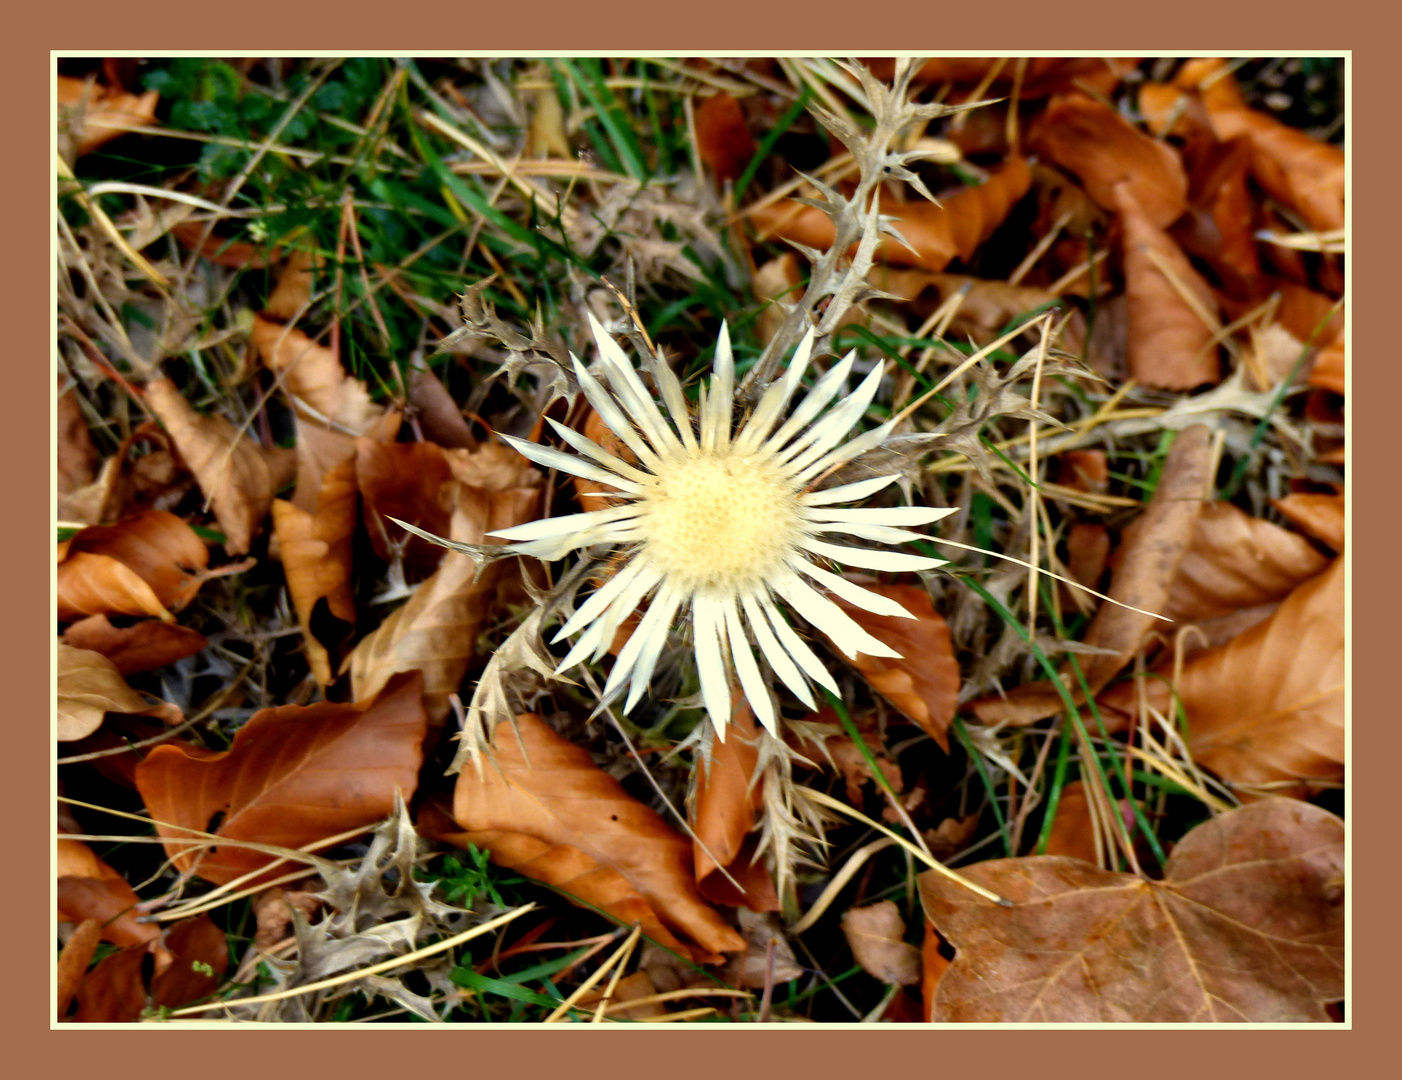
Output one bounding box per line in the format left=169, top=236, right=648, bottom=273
left=489, top=314, right=955, bottom=739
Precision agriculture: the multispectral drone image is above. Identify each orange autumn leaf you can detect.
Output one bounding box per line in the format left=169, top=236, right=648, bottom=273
left=62, top=615, right=208, bottom=676
left=695, top=92, right=756, bottom=183
left=842, top=900, right=921, bottom=986
left=453, top=714, right=746, bottom=960
left=1161, top=500, right=1329, bottom=623
left=1117, top=183, right=1221, bottom=390
left=1272, top=492, right=1344, bottom=552
left=1309, top=333, right=1345, bottom=396
left=134, top=671, right=429, bottom=886
left=57, top=837, right=159, bottom=950
left=1031, top=94, right=1187, bottom=229
left=1206, top=106, right=1345, bottom=234
left=1175, top=136, right=1262, bottom=298
left=832, top=582, right=960, bottom=751
left=272, top=456, right=358, bottom=685
left=691, top=700, right=778, bottom=913
left=145, top=379, right=296, bottom=555
left=751, top=157, right=1031, bottom=272
left=356, top=438, right=458, bottom=579
left=921, top=799, right=1343, bottom=1021
left=864, top=57, right=1132, bottom=100
left=1102, top=559, right=1343, bottom=797
left=251, top=314, right=383, bottom=435
left=60, top=510, right=210, bottom=616
left=418, top=799, right=700, bottom=963
left=57, top=75, right=158, bottom=157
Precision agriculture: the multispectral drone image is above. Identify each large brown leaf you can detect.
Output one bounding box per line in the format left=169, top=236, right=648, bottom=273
left=145, top=379, right=296, bottom=555
left=1160, top=500, right=1329, bottom=623
left=751, top=157, right=1031, bottom=272
left=1272, top=492, right=1344, bottom=552
left=57, top=837, right=159, bottom=949
left=62, top=615, right=208, bottom=676
left=1206, top=106, right=1344, bottom=234
left=453, top=714, right=746, bottom=959
left=348, top=443, right=541, bottom=723
left=56, top=552, right=172, bottom=623
left=691, top=702, right=777, bottom=912
left=272, top=455, right=358, bottom=685
left=57, top=643, right=151, bottom=741
left=418, top=799, right=700, bottom=963
left=134, top=671, right=428, bottom=885
left=356, top=438, right=457, bottom=578
left=57, top=75, right=159, bottom=158
left=970, top=424, right=1213, bottom=726
left=251, top=313, right=383, bottom=435
left=921, top=798, right=1344, bottom=1021
left=1102, top=558, right=1343, bottom=796
left=832, top=582, right=960, bottom=752
left=1031, top=94, right=1187, bottom=229
left=58, top=510, right=210, bottom=623
left=695, top=92, right=756, bottom=183
left=1117, top=183, right=1220, bottom=390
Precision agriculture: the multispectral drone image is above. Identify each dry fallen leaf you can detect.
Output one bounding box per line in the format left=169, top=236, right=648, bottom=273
left=145, top=379, right=296, bottom=555
left=62, top=615, right=207, bottom=677
left=751, top=157, right=1032, bottom=272
left=1159, top=500, right=1330, bottom=623
left=970, top=424, right=1213, bottom=726
left=272, top=456, right=358, bottom=685
left=134, top=671, right=429, bottom=885
left=921, top=798, right=1343, bottom=1021
left=1206, top=105, right=1345, bottom=234
left=842, top=900, right=921, bottom=986
left=57, top=75, right=158, bottom=158
left=57, top=919, right=103, bottom=1019
left=452, top=714, right=746, bottom=960
left=57, top=836, right=160, bottom=949
left=1117, top=183, right=1221, bottom=390
left=1175, top=135, right=1262, bottom=299
left=1032, top=94, right=1187, bottom=229
left=57, top=643, right=152, bottom=741
left=356, top=438, right=458, bottom=579
left=1102, top=558, right=1343, bottom=796
left=59, top=510, right=211, bottom=623
left=1272, top=492, right=1344, bottom=552
left=251, top=314, right=384, bottom=435
left=691, top=701, right=778, bottom=912
left=71, top=943, right=149, bottom=1023
left=148, top=915, right=230, bottom=1009
left=695, top=92, right=756, bottom=183
left=1308, top=333, right=1345, bottom=396
left=56, top=552, right=174, bottom=623
left=407, top=365, right=477, bottom=450
left=349, top=443, right=541, bottom=723
left=832, top=582, right=960, bottom=752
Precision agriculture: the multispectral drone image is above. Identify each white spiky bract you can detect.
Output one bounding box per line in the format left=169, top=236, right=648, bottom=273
left=490, top=313, right=955, bottom=740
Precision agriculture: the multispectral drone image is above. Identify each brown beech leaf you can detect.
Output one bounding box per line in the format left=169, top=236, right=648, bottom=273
left=57, top=837, right=160, bottom=949
left=1102, top=559, right=1343, bottom=796
left=57, top=919, right=103, bottom=1018
left=695, top=92, right=756, bottom=183
left=349, top=444, right=541, bottom=723
left=134, top=671, right=428, bottom=886
left=691, top=701, right=778, bottom=912
left=1175, top=135, right=1262, bottom=298
left=62, top=615, right=207, bottom=676
left=251, top=314, right=383, bottom=434
left=1206, top=106, right=1344, bottom=234
left=1117, top=183, right=1221, bottom=390
left=925, top=799, right=1343, bottom=1021
left=866, top=58, right=1134, bottom=100
left=272, top=455, right=358, bottom=685
left=356, top=438, right=457, bottom=578
left=751, top=157, right=1031, bottom=272
left=921, top=919, right=952, bottom=1021
left=419, top=799, right=701, bottom=963
left=145, top=379, right=296, bottom=555
left=842, top=900, right=921, bottom=986
left=57, top=75, right=158, bottom=158
left=149, top=915, right=230, bottom=1009
left=57, top=643, right=151, bottom=741
left=407, top=365, right=477, bottom=450
left=72, top=944, right=149, bottom=1023
left=59, top=510, right=210, bottom=620
left=720, top=909, right=806, bottom=989
left=1160, top=500, right=1329, bottom=623
left=452, top=715, right=746, bottom=959
left=1272, top=492, right=1344, bottom=552
left=969, top=424, right=1212, bottom=727
left=1031, top=95, right=1187, bottom=229
left=832, top=582, right=960, bottom=752
left=1308, top=333, right=1345, bottom=396
left=56, top=552, right=172, bottom=623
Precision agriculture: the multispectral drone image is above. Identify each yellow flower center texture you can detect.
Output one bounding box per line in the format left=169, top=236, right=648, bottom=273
left=637, top=450, right=802, bottom=590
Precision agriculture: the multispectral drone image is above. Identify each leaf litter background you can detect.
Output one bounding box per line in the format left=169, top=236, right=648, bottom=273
left=55, top=56, right=1345, bottom=1023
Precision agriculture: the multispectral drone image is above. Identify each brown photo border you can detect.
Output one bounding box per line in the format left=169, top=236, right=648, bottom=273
left=16, top=0, right=1388, bottom=1070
